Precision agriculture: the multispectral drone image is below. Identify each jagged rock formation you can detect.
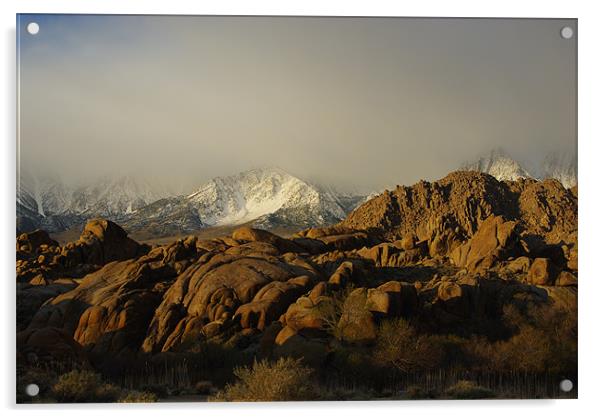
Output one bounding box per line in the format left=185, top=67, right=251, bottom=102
left=342, top=171, right=577, bottom=248
left=17, top=219, right=148, bottom=285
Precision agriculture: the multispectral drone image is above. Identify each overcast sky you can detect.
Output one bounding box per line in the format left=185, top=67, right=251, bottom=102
left=18, top=15, right=576, bottom=193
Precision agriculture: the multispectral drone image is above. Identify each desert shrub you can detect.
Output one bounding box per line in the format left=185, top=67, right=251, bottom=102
left=445, top=380, right=495, bottom=399
left=210, top=357, right=317, bottom=402
left=374, top=318, right=445, bottom=373
left=315, top=285, right=355, bottom=339
left=118, top=391, right=158, bottom=403
left=463, top=302, right=577, bottom=375
left=52, top=370, right=121, bottom=403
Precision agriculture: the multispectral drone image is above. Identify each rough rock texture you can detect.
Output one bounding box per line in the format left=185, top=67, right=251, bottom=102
left=450, top=215, right=520, bottom=272
left=343, top=172, right=576, bottom=247
left=527, top=258, right=557, bottom=286
left=27, top=236, right=199, bottom=358
left=60, top=219, right=148, bottom=267
left=16, top=219, right=148, bottom=284
left=141, top=250, right=320, bottom=353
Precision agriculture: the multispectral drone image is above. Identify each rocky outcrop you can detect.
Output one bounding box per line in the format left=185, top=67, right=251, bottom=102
left=356, top=242, right=427, bottom=267
left=60, top=219, right=148, bottom=267
left=16, top=219, right=148, bottom=284
left=27, top=236, right=200, bottom=358
left=450, top=215, right=520, bottom=272
left=231, top=226, right=304, bottom=254
left=141, top=250, right=320, bottom=353
left=15, top=171, right=578, bottom=376
left=234, top=276, right=312, bottom=330
left=16, top=230, right=58, bottom=256
left=527, top=258, right=557, bottom=286
left=343, top=172, right=577, bottom=247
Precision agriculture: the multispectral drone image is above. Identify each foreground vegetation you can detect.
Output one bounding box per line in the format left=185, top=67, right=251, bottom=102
left=17, top=295, right=576, bottom=402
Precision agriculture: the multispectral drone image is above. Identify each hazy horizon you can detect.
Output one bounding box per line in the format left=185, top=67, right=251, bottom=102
left=18, top=15, right=576, bottom=194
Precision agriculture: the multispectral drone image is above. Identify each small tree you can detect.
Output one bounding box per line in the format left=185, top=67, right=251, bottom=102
left=373, top=318, right=444, bottom=373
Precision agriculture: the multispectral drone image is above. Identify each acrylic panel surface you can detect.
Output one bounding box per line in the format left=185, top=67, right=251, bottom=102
left=16, top=15, right=577, bottom=403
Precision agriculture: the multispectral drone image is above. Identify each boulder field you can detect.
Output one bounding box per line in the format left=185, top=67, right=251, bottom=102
left=16, top=172, right=577, bottom=373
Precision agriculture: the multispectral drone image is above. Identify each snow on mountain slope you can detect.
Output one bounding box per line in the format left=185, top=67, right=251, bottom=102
left=462, top=148, right=577, bottom=188
left=68, top=175, right=171, bottom=217
left=462, top=148, right=531, bottom=181
left=539, top=152, right=577, bottom=188
left=187, top=168, right=347, bottom=227
left=118, top=168, right=355, bottom=236
left=16, top=172, right=172, bottom=233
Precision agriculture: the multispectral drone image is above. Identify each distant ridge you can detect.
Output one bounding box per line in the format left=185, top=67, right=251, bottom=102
left=462, top=148, right=577, bottom=188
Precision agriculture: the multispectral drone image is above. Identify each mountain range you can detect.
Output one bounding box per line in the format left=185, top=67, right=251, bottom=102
left=16, top=149, right=577, bottom=237
left=17, top=167, right=365, bottom=237
left=461, top=148, right=577, bottom=188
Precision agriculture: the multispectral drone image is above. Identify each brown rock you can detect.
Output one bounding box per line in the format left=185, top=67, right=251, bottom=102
left=366, top=288, right=390, bottom=315
left=451, top=215, right=519, bottom=272
left=342, top=172, right=577, bottom=246
left=328, top=261, right=355, bottom=287
left=376, top=281, right=419, bottom=317
left=282, top=296, right=328, bottom=332
left=437, top=281, right=462, bottom=301
left=318, top=232, right=369, bottom=251
left=142, top=252, right=319, bottom=353
left=233, top=276, right=312, bottom=330
left=309, top=282, right=328, bottom=302
left=400, top=234, right=416, bottom=250
left=567, top=244, right=578, bottom=271
left=527, top=258, right=557, bottom=286
left=16, top=230, right=58, bottom=255
left=232, top=227, right=303, bottom=253
left=556, top=271, right=578, bottom=287
left=61, top=219, right=148, bottom=267
left=506, top=256, right=531, bottom=274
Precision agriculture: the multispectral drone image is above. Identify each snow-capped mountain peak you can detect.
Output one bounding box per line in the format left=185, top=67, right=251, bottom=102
left=462, top=148, right=577, bottom=188
left=186, top=167, right=346, bottom=228
left=539, top=152, right=577, bottom=188
left=462, top=148, right=531, bottom=181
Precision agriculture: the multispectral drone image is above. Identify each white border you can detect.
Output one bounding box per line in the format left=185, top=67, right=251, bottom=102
left=2, top=1, right=601, bottom=417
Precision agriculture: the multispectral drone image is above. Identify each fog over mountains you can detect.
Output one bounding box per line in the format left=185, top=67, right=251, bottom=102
left=461, top=148, right=577, bottom=188
left=17, top=149, right=576, bottom=237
